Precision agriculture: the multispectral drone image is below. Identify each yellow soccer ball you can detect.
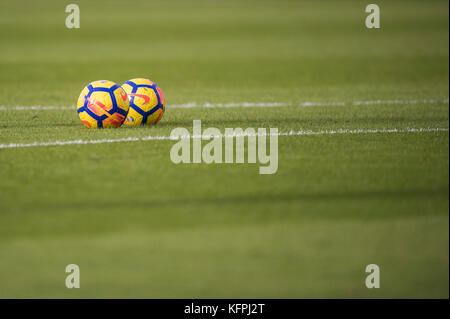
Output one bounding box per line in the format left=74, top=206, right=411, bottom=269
left=121, top=78, right=165, bottom=126
left=76, top=80, right=129, bottom=128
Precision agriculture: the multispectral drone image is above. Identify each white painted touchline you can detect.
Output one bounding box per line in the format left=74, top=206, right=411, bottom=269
left=0, top=98, right=448, bottom=111
left=0, top=127, right=447, bottom=150
left=169, top=98, right=449, bottom=108
left=0, top=106, right=75, bottom=111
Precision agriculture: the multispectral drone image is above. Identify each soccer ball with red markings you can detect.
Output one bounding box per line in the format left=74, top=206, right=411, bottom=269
left=76, top=80, right=129, bottom=128
left=121, top=78, right=166, bottom=126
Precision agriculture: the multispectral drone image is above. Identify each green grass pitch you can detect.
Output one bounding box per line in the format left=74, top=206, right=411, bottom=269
left=0, top=0, right=448, bottom=298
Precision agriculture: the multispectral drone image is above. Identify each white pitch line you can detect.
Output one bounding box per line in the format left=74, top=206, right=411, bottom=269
left=0, top=98, right=448, bottom=111
left=169, top=98, right=449, bottom=109
left=0, top=106, right=75, bottom=111
left=0, top=127, right=447, bottom=150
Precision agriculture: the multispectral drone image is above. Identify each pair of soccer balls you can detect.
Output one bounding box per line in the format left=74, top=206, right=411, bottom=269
left=76, top=78, right=165, bottom=128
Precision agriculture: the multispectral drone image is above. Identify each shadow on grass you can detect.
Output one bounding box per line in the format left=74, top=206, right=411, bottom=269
left=0, top=123, right=80, bottom=129
left=11, top=186, right=449, bottom=213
